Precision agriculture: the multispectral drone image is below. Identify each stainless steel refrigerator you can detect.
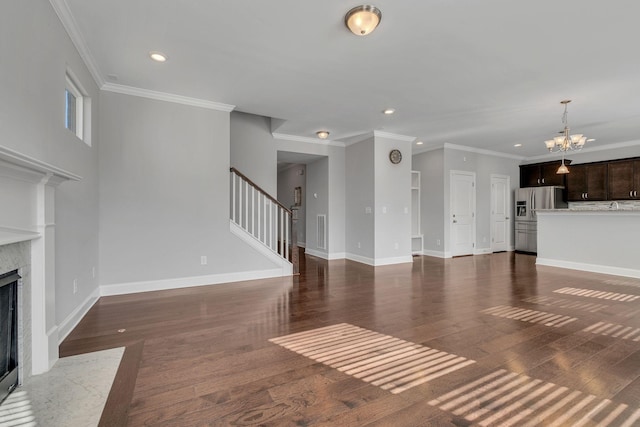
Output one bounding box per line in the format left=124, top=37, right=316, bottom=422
left=515, top=186, right=567, bottom=253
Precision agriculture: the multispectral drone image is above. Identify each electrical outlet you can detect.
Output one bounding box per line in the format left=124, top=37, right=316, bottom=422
left=200, top=256, right=208, bottom=265
left=73, top=279, right=78, bottom=294
left=483, top=236, right=487, bottom=243
left=404, top=207, right=409, bottom=214
left=357, top=242, right=361, bottom=249
left=365, top=207, right=372, bottom=214
left=382, top=206, right=387, bottom=214
left=92, top=266, right=96, bottom=278
left=437, top=239, right=441, bottom=246
left=394, top=242, right=399, bottom=250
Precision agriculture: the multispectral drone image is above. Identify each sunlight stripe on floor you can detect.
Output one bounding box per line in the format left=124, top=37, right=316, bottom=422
left=521, top=295, right=608, bottom=313
left=481, top=305, right=577, bottom=327
left=583, top=322, right=640, bottom=341
left=428, top=369, right=640, bottom=426
left=554, top=287, right=640, bottom=302
left=269, top=323, right=475, bottom=394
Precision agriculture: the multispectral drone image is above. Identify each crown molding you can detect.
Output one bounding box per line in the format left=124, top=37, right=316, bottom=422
left=444, top=143, right=526, bottom=160
left=101, top=83, right=235, bottom=112
left=49, top=0, right=104, bottom=87
left=373, top=130, right=416, bottom=142
left=272, top=133, right=345, bottom=147
left=524, top=139, right=640, bottom=162
left=412, top=143, right=445, bottom=156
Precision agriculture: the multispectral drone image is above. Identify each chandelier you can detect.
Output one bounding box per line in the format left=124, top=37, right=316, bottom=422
left=544, top=100, right=590, bottom=174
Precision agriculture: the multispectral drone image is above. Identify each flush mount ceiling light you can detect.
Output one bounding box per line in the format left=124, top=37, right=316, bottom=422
left=345, top=5, right=382, bottom=36
left=543, top=100, right=591, bottom=174
left=149, top=51, right=168, bottom=62
left=383, top=108, right=395, bottom=115
left=514, top=144, right=522, bottom=147
left=416, top=141, right=424, bottom=145
left=316, top=130, right=330, bottom=139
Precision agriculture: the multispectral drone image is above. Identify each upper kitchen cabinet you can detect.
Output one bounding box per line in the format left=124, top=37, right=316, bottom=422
left=565, top=163, right=608, bottom=201
left=608, top=159, right=640, bottom=200
left=520, top=160, right=569, bottom=187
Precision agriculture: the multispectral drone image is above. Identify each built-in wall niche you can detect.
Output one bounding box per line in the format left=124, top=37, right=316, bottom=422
left=411, top=171, right=423, bottom=255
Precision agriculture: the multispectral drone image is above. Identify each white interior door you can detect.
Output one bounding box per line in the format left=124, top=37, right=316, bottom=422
left=490, top=175, right=510, bottom=252
left=450, top=171, right=475, bottom=256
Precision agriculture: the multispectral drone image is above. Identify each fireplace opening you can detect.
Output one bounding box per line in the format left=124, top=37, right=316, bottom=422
left=0, top=270, right=19, bottom=404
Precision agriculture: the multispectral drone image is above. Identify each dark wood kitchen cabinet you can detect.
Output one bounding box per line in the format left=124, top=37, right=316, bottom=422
left=565, top=163, right=608, bottom=201
left=520, top=160, right=569, bottom=187
left=608, top=159, right=640, bottom=200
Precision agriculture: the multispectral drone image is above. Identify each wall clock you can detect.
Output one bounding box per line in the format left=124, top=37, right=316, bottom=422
left=389, top=149, right=402, bottom=164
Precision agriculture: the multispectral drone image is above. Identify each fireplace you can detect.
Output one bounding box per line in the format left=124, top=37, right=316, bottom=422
left=0, top=270, right=19, bottom=403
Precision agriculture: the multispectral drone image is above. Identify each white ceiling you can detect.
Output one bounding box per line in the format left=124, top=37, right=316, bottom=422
left=57, top=0, right=640, bottom=158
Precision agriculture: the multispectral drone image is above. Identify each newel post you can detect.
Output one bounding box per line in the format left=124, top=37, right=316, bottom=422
left=290, top=206, right=299, bottom=275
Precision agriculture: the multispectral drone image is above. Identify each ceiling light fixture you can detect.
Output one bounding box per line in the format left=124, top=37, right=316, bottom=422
left=544, top=100, right=589, bottom=174
left=149, top=51, right=168, bottom=62
left=416, top=141, right=424, bottom=145
left=383, top=108, right=395, bottom=115
left=345, top=5, right=382, bottom=36
left=514, top=144, right=522, bottom=147
left=316, top=131, right=330, bottom=140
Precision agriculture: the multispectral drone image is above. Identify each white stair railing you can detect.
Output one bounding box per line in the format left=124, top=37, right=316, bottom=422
left=230, top=168, right=297, bottom=273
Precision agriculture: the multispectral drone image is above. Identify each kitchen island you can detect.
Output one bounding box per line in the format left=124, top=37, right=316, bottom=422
left=536, top=209, right=640, bottom=278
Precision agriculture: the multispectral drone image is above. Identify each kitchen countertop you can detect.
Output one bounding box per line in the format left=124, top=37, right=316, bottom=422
left=536, top=208, right=640, bottom=214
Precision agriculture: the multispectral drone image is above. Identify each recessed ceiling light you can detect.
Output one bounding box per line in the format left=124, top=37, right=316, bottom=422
left=149, top=51, right=168, bottom=62
left=416, top=141, right=424, bottom=145
left=383, top=108, right=395, bottom=115
left=514, top=143, right=522, bottom=147
left=316, top=130, right=330, bottom=139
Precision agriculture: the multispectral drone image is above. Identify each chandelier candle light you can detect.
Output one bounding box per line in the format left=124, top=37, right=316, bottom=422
left=544, top=100, right=591, bottom=174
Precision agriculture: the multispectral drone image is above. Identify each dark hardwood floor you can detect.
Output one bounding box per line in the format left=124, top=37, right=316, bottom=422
left=60, top=251, right=640, bottom=426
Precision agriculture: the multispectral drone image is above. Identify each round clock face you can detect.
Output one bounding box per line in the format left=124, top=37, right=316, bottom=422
left=389, top=149, right=402, bottom=164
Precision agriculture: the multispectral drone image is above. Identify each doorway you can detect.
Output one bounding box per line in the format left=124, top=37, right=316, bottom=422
left=450, top=171, right=476, bottom=256
left=490, top=174, right=510, bottom=252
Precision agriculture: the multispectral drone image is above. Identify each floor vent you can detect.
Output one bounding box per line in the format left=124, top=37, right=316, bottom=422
left=269, top=323, right=475, bottom=394
left=316, top=214, right=326, bottom=250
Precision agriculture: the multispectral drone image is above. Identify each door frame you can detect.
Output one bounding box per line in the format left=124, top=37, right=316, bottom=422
left=490, top=174, right=511, bottom=253
left=449, top=170, right=476, bottom=257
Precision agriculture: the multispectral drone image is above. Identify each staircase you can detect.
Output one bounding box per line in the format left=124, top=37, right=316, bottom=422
left=230, top=167, right=299, bottom=275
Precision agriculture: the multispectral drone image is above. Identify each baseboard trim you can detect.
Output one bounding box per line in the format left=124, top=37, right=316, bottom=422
left=328, top=252, right=346, bottom=260
left=305, top=248, right=329, bottom=259
left=57, top=287, right=101, bottom=344
left=474, top=247, right=492, bottom=255
left=422, top=249, right=446, bottom=258
left=536, top=258, right=640, bottom=279
left=345, top=253, right=375, bottom=266
left=99, top=268, right=285, bottom=296
left=345, top=253, right=413, bottom=267
left=229, top=220, right=292, bottom=275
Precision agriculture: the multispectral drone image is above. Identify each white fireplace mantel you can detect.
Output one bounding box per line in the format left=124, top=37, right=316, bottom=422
left=0, top=144, right=81, bottom=375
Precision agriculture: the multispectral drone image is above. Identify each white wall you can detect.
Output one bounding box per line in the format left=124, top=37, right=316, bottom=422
left=277, top=164, right=306, bottom=245
left=345, top=139, right=375, bottom=261
left=373, top=136, right=412, bottom=263
left=0, top=1, right=100, bottom=325
left=413, top=146, right=520, bottom=257
left=230, top=112, right=278, bottom=195
left=444, top=147, right=519, bottom=255
left=99, top=92, right=278, bottom=289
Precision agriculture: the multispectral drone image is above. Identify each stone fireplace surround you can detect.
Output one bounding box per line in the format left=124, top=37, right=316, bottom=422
left=0, top=145, right=80, bottom=380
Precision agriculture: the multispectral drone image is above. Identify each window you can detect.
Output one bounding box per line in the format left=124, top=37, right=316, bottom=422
left=64, top=69, right=91, bottom=145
